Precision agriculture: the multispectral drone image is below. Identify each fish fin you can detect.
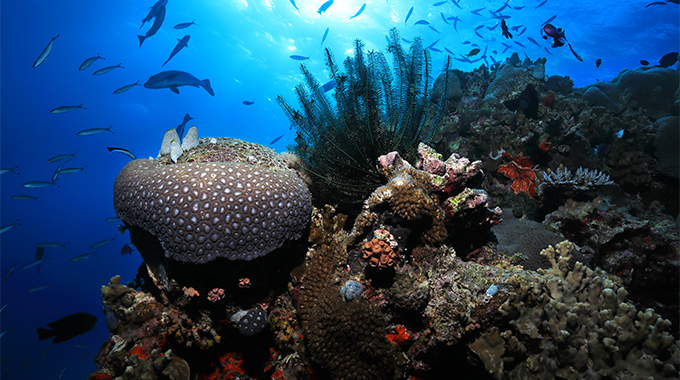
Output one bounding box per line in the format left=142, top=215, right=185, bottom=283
left=37, top=327, right=56, bottom=340
left=137, top=35, right=145, bottom=47
left=169, top=86, right=180, bottom=94
left=201, top=79, right=215, bottom=96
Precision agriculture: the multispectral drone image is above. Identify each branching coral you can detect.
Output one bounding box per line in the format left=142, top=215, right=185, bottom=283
left=277, top=28, right=452, bottom=204
left=539, top=165, right=613, bottom=192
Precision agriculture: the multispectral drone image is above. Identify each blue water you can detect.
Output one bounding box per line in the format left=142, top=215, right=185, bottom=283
left=1, top=0, right=678, bottom=378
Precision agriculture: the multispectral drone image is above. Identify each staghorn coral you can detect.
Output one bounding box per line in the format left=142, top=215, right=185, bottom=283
left=277, top=28, right=452, bottom=204
left=470, top=241, right=679, bottom=380
left=539, top=165, right=613, bottom=192
left=113, top=138, right=311, bottom=264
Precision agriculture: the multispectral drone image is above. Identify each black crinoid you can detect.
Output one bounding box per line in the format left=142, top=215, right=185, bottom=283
left=277, top=28, right=452, bottom=205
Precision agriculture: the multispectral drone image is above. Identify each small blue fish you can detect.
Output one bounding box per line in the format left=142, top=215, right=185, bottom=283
left=429, top=25, right=440, bottom=33
left=107, top=147, right=136, bottom=159
left=514, top=40, right=526, bottom=48
left=270, top=134, right=285, bottom=145
left=349, top=3, right=366, bottom=19
left=77, top=126, right=114, bottom=136
left=446, top=16, right=461, bottom=32
left=78, top=53, right=105, bottom=71
left=526, top=37, right=541, bottom=47
left=615, top=129, right=625, bottom=138
left=427, top=39, right=440, bottom=49
left=33, top=35, right=59, bottom=68
left=290, top=55, right=310, bottom=61
left=93, top=63, right=124, bottom=76
left=452, top=0, right=462, bottom=9
left=89, top=237, right=117, bottom=250
left=11, top=195, right=40, bottom=201
left=542, top=15, right=557, bottom=25
left=27, top=284, right=52, bottom=293
left=174, top=19, right=197, bottom=29
left=106, top=216, right=122, bottom=223
left=3, top=259, right=18, bottom=282
left=470, top=7, right=486, bottom=15
left=22, top=181, right=58, bottom=188
left=405, top=6, right=414, bottom=26
left=440, top=12, right=449, bottom=24
left=48, top=152, right=77, bottom=163
left=113, top=80, right=141, bottom=94
left=0, top=166, right=19, bottom=174
left=433, top=1, right=447, bottom=5
left=121, top=243, right=135, bottom=255
left=535, top=0, right=547, bottom=9
left=37, top=241, right=69, bottom=249
left=70, top=253, right=97, bottom=262
left=445, top=47, right=455, bottom=55
left=289, top=0, right=300, bottom=12
left=321, top=27, right=330, bottom=45
left=414, top=20, right=430, bottom=26
left=243, top=99, right=255, bottom=105
left=317, top=0, right=334, bottom=14
left=50, top=103, right=86, bottom=114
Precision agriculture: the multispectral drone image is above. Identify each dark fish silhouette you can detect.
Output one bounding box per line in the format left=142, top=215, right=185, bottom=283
left=174, top=19, right=197, bottom=29
left=269, top=134, right=284, bottom=145
left=658, top=52, right=678, bottom=67
left=243, top=100, right=255, bottom=105
left=596, top=58, right=602, bottom=68
left=405, top=6, right=414, bottom=26
left=107, top=147, right=137, bottom=160
left=144, top=70, right=214, bottom=96
left=37, top=312, right=97, bottom=343
left=176, top=113, right=193, bottom=141
left=467, top=48, right=481, bottom=58
left=163, top=35, right=190, bottom=66
left=138, top=5, right=166, bottom=47
left=640, top=60, right=650, bottom=65
left=501, top=19, right=512, bottom=39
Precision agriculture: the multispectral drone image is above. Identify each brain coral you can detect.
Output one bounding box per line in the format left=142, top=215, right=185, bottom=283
left=114, top=138, right=312, bottom=263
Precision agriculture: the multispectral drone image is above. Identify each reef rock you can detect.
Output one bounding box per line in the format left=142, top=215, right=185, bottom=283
left=431, top=70, right=463, bottom=104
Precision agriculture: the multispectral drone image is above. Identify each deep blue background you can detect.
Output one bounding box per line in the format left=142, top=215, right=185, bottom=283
left=1, top=0, right=678, bottom=378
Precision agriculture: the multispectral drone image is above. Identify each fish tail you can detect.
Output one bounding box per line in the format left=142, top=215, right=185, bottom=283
left=162, top=60, right=168, bottom=66
left=201, top=79, right=215, bottom=96
left=137, top=35, right=146, bottom=47
left=37, top=327, right=56, bottom=341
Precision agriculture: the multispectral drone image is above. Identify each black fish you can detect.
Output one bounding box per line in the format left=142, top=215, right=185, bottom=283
left=501, top=19, right=512, bottom=39
left=640, top=60, right=650, bottom=65
left=243, top=100, right=255, bottom=105
left=658, top=52, right=678, bottom=68
left=595, top=58, right=602, bottom=68
left=269, top=134, right=284, bottom=145
left=503, top=84, right=539, bottom=119
left=107, top=147, right=137, bottom=160
left=37, top=313, right=97, bottom=343
left=176, top=113, right=193, bottom=142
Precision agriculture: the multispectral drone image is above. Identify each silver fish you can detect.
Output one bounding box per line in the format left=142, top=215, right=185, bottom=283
left=163, top=35, right=190, bottom=66
left=21, top=259, right=48, bottom=271
left=48, top=152, right=76, bottom=163
left=27, top=284, right=52, bottom=293
left=0, top=304, right=7, bottom=314
left=0, top=166, right=19, bottom=174
left=105, top=216, right=122, bottom=223
left=51, top=158, right=70, bottom=183
left=113, top=80, right=141, bottom=94
left=69, top=253, right=97, bottom=262
left=138, top=6, right=166, bottom=47
left=22, top=181, right=58, bottom=188
left=3, top=259, right=18, bottom=281
left=92, top=63, right=124, bottom=76
left=78, top=53, right=105, bottom=71
left=77, top=126, right=114, bottom=136
left=56, top=166, right=87, bottom=175
left=33, top=35, right=59, bottom=68
left=0, top=220, right=20, bottom=234
left=174, top=19, right=197, bottom=29
left=144, top=70, right=214, bottom=96
left=11, top=195, right=40, bottom=201
left=37, top=241, right=69, bottom=249
left=89, top=237, right=117, bottom=250
left=50, top=103, right=86, bottom=114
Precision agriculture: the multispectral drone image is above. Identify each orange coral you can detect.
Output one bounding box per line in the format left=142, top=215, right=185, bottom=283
left=498, top=161, right=537, bottom=197
left=387, top=324, right=410, bottom=346
left=362, top=239, right=396, bottom=268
